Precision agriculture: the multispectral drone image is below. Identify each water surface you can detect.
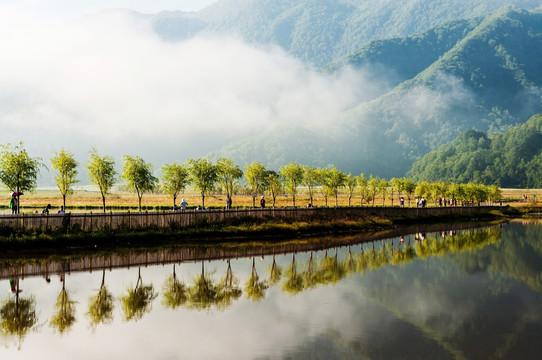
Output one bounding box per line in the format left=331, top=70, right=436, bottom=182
left=1, top=220, right=541, bottom=359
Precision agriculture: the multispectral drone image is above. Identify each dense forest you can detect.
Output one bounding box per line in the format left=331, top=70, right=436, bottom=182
left=410, top=114, right=542, bottom=187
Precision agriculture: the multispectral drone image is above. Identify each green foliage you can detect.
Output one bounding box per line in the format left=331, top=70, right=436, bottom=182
left=51, top=149, right=79, bottom=209
left=86, top=149, right=116, bottom=212
left=50, top=285, right=77, bottom=334
left=160, top=162, right=190, bottom=207
left=187, top=158, right=218, bottom=209
left=0, top=293, right=37, bottom=343
left=280, top=162, right=304, bottom=207
left=411, top=114, right=542, bottom=187
left=244, top=161, right=268, bottom=207
left=0, top=142, right=43, bottom=213
left=216, top=157, right=243, bottom=199
left=121, top=155, right=158, bottom=211
left=266, top=170, right=282, bottom=207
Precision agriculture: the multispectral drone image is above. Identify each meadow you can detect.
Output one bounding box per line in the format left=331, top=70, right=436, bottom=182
left=1, top=187, right=539, bottom=213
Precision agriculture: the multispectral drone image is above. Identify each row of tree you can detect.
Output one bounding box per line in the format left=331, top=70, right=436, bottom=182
left=0, top=142, right=502, bottom=213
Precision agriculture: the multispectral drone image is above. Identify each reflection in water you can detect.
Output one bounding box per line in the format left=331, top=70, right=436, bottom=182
left=0, top=278, right=37, bottom=349
left=87, top=270, right=114, bottom=329
left=1, top=222, right=542, bottom=358
left=120, top=267, right=157, bottom=322
left=50, top=272, right=76, bottom=334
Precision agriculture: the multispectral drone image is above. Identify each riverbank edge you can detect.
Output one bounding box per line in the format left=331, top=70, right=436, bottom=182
left=0, top=206, right=521, bottom=256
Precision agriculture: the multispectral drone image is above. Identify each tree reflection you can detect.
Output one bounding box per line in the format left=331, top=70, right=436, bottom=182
left=87, top=269, right=114, bottom=329
left=50, top=272, right=76, bottom=334
left=187, top=262, right=219, bottom=311
left=0, top=278, right=37, bottom=348
left=268, top=255, right=282, bottom=286
left=303, top=252, right=320, bottom=290
left=245, top=257, right=268, bottom=302
left=120, top=267, right=157, bottom=322
left=282, top=254, right=304, bottom=295
left=216, top=260, right=242, bottom=310
left=162, top=265, right=188, bottom=310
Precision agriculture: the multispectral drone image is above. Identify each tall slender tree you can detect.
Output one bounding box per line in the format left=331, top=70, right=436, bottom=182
left=0, top=142, right=43, bottom=214
left=161, top=162, right=190, bottom=208
left=187, top=158, right=217, bottom=209
left=216, top=157, right=243, bottom=208
left=245, top=162, right=268, bottom=208
left=121, top=155, right=158, bottom=211
left=279, top=162, right=304, bottom=208
left=51, top=149, right=78, bottom=210
left=86, top=148, right=116, bottom=213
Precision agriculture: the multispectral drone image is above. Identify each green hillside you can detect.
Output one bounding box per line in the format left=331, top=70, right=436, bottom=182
left=410, top=114, right=542, bottom=187
left=150, top=0, right=542, bottom=66
left=215, top=7, right=542, bottom=177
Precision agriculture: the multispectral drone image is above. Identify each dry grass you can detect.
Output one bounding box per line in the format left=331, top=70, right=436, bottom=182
left=2, top=187, right=541, bottom=212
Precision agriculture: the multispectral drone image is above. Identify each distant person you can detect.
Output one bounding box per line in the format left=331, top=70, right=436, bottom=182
left=42, top=204, right=52, bottom=214
left=399, top=196, right=405, bottom=207
left=180, top=198, right=188, bottom=210
left=58, top=206, right=65, bottom=214
left=9, top=195, right=17, bottom=214
left=260, top=196, right=266, bottom=208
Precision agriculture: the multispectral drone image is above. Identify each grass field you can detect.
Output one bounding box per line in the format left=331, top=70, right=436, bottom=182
left=2, top=187, right=541, bottom=213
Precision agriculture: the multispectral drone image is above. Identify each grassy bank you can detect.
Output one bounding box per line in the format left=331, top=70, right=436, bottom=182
left=0, top=206, right=515, bottom=255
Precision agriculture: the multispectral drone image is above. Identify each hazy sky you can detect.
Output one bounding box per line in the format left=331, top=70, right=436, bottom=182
left=0, top=0, right=219, bottom=17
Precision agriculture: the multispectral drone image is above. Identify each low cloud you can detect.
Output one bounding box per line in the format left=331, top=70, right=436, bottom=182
left=0, top=7, right=387, bottom=181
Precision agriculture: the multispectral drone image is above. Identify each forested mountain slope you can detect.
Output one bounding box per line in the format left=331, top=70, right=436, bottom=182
left=150, top=0, right=542, bottom=66
left=410, top=114, right=542, bottom=187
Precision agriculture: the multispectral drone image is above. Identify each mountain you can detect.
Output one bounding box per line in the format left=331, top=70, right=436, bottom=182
left=213, top=7, right=542, bottom=177
left=149, top=0, right=542, bottom=66
left=409, top=114, right=542, bottom=187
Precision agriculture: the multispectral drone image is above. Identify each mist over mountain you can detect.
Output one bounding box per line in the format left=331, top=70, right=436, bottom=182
left=150, top=0, right=542, bottom=66
left=1, top=1, right=542, bottom=184
left=214, top=6, right=542, bottom=177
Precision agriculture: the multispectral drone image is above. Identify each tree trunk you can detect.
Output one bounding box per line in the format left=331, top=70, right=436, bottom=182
left=138, top=195, right=142, bottom=212
left=102, top=195, right=106, bottom=213
left=202, top=193, right=205, bottom=209
left=63, top=194, right=66, bottom=210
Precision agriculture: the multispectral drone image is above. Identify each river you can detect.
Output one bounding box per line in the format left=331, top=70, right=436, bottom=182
left=0, top=220, right=541, bottom=359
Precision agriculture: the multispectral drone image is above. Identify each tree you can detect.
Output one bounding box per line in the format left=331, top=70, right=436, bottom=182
left=378, top=178, right=389, bottom=206
left=245, top=162, right=268, bottom=208
left=346, top=173, right=357, bottom=207
left=357, top=173, right=368, bottom=206
left=327, top=166, right=347, bottom=207
left=403, top=178, right=417, bottom=207
left=161, top=162, right=190, bottom=208
left=187, top=158, right=218, bottom=209
left=368, top=176, right=380, bottom=207
left=86, top=149, right=116, bottom=213
left=50, top=149, right=78, bottom=210
left=303, top=166, right=319, bottom=207
left=216, top=158, right=243, bottom=208
left=316, top=168, right=333, bottom=207
left=391, top=178, right=404, bottom=207
left=280, top=162, right=304, bottom=208
left=266, top=170, right=283, bottom=208
left=121, top=155, right=158, bottom=212
left=0, top=142, right=43, bottom=214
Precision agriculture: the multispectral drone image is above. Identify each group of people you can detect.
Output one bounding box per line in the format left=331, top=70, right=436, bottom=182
left=41, top=204, right=65, bottom=214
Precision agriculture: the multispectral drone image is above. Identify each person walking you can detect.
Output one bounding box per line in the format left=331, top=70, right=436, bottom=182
left=260, top=196, right=266, bottom=208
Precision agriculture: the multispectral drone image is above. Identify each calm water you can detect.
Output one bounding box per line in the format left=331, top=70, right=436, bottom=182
left=1, top=220, right=542, bottom=359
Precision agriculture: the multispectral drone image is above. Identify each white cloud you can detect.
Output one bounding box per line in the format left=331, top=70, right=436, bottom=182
left=0, top=7, right=383, bottom=177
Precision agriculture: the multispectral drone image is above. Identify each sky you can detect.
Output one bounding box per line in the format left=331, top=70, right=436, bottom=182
left=0, top=0, right=219, bottom=18
left=0, top=0, right=385, bottom=185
